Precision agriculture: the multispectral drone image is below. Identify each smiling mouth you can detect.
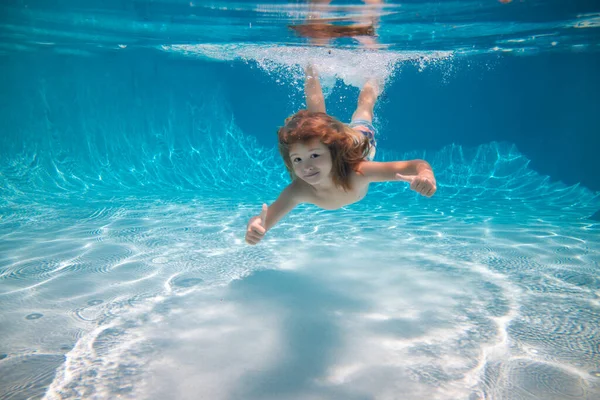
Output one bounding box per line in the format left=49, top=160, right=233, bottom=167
left=304, top=171, right=319, bottom=178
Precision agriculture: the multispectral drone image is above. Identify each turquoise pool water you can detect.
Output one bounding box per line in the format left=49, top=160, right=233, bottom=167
left=1, top=1, right=599, bottom=399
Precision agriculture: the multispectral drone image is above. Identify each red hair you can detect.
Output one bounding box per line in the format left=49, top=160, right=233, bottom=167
left=277, top=110, right=372, bottom=191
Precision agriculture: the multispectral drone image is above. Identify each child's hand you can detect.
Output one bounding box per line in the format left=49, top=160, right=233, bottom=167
left=396, top=173, right=437, bottom=197
left=245, top=204, right=268, bottom=245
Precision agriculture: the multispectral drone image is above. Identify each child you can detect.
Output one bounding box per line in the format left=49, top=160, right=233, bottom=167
left=245, top=65, right=437, bottom=245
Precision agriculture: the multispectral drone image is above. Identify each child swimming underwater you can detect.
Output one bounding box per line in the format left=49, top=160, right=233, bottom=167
left=245, top=65, right=437, bottom=245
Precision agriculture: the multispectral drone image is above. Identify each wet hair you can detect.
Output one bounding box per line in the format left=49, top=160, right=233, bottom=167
left=277, top=110, right=372, bottom=191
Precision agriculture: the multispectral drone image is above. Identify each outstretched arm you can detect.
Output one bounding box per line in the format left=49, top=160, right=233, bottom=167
left=245, top=181, right=303, bottom=245
left=304, top=64, right=326, bottom=113
left=357, top=159, right=437, bottom=197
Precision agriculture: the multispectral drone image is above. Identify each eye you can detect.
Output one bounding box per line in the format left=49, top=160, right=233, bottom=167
left=292, top=157, right=301, bottom=164
left=311, top=153, right=320, bottom=159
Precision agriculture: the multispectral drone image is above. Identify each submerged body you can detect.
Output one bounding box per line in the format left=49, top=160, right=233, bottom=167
left=245, top=65, right=436, bottom=245
left=279, top=137, right=433, bottom=213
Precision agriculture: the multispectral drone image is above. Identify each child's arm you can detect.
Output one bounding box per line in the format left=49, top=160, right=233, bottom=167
left=304, top=64, right=326, bottom=113
left=245, top=181, right=303, bottom=245
left=356, top=159, right=437, bottom=197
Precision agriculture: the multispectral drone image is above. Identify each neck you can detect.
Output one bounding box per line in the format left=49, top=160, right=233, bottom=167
left=309, top=175, right=336, bottom=192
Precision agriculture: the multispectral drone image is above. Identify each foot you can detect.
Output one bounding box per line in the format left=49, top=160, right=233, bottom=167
left=305, top=63, right=318, bottom=78
left=362, top=78, right=381, bottom=99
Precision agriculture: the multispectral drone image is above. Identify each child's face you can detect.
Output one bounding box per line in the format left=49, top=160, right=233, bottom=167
left=289, top=138, right=332, bottom=185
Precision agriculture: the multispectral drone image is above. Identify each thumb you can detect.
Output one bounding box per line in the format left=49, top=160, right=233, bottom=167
left=395, top=173, right=414, bottom=183
left=259, top=203, right=268, bottom=227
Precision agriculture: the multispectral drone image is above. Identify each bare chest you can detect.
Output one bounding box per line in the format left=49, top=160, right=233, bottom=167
left=309, top=179, right=370, bottom=210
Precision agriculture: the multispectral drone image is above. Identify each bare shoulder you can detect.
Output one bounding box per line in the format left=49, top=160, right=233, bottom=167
left=288, top=178, right=316, bottom=203
left=353, top=160, right=382, bottom=179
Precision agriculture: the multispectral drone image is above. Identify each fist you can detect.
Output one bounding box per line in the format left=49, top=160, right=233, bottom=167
left=245, top=204, right=268, bottom=245
left=396, top=173, right=437, bottom=197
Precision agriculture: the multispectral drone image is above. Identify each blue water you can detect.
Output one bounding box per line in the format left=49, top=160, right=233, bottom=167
left=1, top=1, right=600, bottom=399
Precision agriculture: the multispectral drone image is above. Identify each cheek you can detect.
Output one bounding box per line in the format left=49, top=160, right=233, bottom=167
left=320, top=156, right=333, bottom=168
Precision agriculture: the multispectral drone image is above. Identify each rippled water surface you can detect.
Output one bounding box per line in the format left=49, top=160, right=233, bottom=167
left=1, top=0, right=600, bottom=399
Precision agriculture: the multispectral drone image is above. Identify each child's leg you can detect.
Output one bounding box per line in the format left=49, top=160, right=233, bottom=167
left=351, top=79, right=379, bottom=123
left=349, top=79, right=380, bottom=161
left=304, top=64, right=326, bottom=113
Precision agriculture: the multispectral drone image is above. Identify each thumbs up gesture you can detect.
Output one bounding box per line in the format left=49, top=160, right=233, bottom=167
left=245, top=204, right=268, bottom=245
left=396, top=173, right=437, bottom=197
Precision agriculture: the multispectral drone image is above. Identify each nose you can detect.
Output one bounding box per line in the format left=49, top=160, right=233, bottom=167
left=303, top=162, right=315, bottom=172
